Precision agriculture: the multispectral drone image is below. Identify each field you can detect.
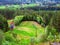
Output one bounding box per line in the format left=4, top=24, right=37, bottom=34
left=14, top=21, right=44, bottom=37
left=0, top=4, right=39, bottom=9
left=7, top=21, right=46, bottom=45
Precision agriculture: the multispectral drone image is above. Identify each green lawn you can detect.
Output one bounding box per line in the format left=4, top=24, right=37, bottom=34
left=0, top=6, right=6, bottom=9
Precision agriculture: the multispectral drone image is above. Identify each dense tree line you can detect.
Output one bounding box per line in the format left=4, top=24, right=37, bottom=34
left=51, top=11, right=60, bottom=32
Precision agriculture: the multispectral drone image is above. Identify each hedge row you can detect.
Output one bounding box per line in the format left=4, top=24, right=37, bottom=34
left=14, top=15, right=44, bottom=26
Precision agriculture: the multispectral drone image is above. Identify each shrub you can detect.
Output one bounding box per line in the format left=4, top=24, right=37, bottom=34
left=47, top=33, right=54, bottom=42
left=0, top=15, right=8, bottom=32
left=14, top=16, right=24, bottom=26
left=36, top=16, right=43, bottom=24
left=0, top=30, right=4, bottom=45
left=14, top=15, right=44, bottom=26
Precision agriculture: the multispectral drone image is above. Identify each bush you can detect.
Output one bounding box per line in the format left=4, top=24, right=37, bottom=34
left=0, top=15, right=8, bottom=32
left=22, top=15, right=44, bottom=24
left=45, top=25, right=57, bottom=42
left=47, top=33, right=54, bottom=42
left=36, top=16, right=43, bottom=24
left=14, top=15, right=44, bottom=26
left=0, top=30, right=4, bottom=45
left=14, top=16, right=24, bottom=26
left=22, top=15, right=36, bottom=21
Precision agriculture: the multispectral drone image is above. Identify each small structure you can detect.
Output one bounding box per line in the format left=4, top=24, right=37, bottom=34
left=10, top=20, right=15, bottom=30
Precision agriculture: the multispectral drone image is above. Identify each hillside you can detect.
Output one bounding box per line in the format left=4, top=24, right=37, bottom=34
left=14, top=21, right=44, bottom=37
left=10, top=21, right=45, bottom=45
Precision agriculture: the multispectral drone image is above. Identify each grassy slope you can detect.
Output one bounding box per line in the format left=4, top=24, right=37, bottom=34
left=7, top=21, right=45, bottom=45
left=14, top=21, right=44, bottom=37
left=13, top=21, right=45, bottom=44
left=7, top=20, right=53, bottom=45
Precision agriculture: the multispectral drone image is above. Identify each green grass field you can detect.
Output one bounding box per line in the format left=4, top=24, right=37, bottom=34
left=14, top=21, right=44, bottom=37
left=7, top=21, right=45, bottom=45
